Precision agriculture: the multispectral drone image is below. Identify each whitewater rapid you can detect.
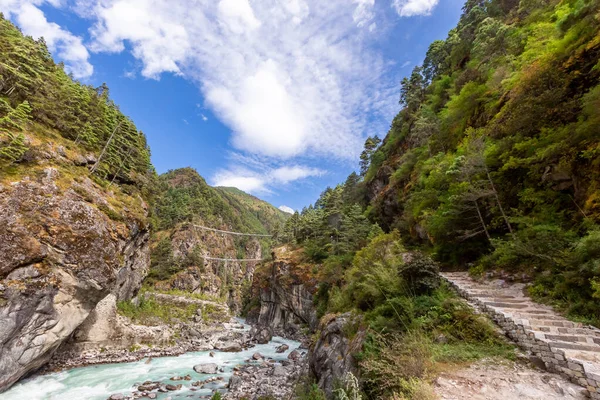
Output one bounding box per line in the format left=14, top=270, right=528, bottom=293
left=1, top=322, right=301, bottom=400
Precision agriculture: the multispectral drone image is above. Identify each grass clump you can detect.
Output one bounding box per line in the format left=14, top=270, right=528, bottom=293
left=117, top=293, right=197, bottom=326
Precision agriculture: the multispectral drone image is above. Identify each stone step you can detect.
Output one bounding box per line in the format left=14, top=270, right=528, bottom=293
left=549, top=341, right=600, bottom=353
left=511, top=314, right=570, bottom=322
left=524, top=319, right=581, bottom=328
left=483, top=301, right=530, bottom=309
left=440, top=272, right=600, bottom=394
left=543, top=333, right=600, bottom=345
left=529, top=324, right=600, bottom=337
left=467, top=294, right=516, bottom=299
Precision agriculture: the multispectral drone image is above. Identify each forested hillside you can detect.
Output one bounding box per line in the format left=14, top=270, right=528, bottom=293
left=363, top=0, right=600, bottom=322
left=282, top=0, right=600, bottom=326
left=0, top=15, right=153, bottom=192
left=273, top=0, right=600, bottom=397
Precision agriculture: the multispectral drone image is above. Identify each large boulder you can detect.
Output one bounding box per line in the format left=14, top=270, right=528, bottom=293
left=0, top=170, right=149, bottom=391
left=193, top=363, right=218, bottom=374
left=250, top=325, right=273, bottom=344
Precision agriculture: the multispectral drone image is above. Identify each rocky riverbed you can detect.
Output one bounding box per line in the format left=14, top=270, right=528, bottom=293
left=1, top=321, right=307, bottom=400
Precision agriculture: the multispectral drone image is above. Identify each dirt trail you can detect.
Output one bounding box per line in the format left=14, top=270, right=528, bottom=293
left=434, top=359, right=587, bottom=399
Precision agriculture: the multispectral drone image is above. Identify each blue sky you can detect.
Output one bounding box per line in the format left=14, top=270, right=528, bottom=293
left=1, top=0, right=463, bottom=212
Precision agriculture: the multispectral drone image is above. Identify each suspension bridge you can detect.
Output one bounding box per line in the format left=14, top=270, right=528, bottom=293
left=190, top=223, right=272, bottom=262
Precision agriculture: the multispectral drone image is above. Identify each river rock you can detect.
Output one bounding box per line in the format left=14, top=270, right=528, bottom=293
left=165, top=384, right=181, bottom=391
left=108, top=394, right=125, bottom=400
left=229, top=374, right=242, bottom=389
left=250, top=326, right=273, bottom=344
left=273, top=364, right=286, bottom=376
left=276, top=344, right=289, bottom=353
left=194, top=363, right=218, bottom=374
left=215, top=341, right=242, bottom=352
left=288, top=350, right=301, bottom=361
left=252, top=352, right=264, bottom=360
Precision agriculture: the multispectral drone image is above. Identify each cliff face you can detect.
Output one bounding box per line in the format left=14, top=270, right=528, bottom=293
left=248, top=246, right=318, bottom=338
left=0, top=164, right=149, bottom=391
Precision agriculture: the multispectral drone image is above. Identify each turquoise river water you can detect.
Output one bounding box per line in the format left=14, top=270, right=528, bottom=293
left=0, top=321, right=300, bottom=400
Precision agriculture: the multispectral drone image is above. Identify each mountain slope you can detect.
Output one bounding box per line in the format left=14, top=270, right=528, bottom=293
left=363, top=0, right=600, bottom=322
left=146, top=167, right=287, bottom=311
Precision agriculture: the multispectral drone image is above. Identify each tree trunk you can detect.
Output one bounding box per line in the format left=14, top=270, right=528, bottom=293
left=91, top=122, right=120, bottom=173
left=485, top=168, right=514, bottom=237
left=474, top=200, right=492, bottom=241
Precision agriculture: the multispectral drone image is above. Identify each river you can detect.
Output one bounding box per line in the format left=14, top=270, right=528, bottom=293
left=1, top=321, right=300, bottom=400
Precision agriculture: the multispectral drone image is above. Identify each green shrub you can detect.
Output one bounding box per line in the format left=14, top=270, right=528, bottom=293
left=295, top=382, right=327, bottom=400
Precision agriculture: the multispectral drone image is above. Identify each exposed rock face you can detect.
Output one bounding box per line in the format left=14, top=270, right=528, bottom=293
left=0, top=169, right=149, bottom=391
left=310, top=313, right=366, bottom=396
left=65, top=294, right=174, bottom=352
left=248, top=246, right=318, bottom=339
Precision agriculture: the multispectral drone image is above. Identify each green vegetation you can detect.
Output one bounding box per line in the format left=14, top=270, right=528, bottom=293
left=150, top=168, right=286, bottom=233
left=146, top=167, right=288, bottom=284
left=117, top=293, right=198, bottom=326
left=279, top=0, right=600, bottom=395
left=355, top=0, right=600, bottom=325
left=0, top=15, right=153, bottom=187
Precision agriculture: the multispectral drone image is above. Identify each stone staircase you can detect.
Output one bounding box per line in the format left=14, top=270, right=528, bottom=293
left=442, top=272, right=600, bottom=399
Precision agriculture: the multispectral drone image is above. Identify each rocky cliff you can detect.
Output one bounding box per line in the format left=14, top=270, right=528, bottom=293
left=310, top=313, right=366, bottom=396
left=247, top=246, right=365, bottom=396
left=0, top=160, right=150, bottom=391
left=0, top=16, right=156, bottom=390
left=247, top=246, right=318, bottom=339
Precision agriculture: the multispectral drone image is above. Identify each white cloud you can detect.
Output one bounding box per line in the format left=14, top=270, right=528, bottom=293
left=279, top=205, right=295, bottom=214
left=392, top=0, right=439, bottom=17
left=201, top=114, right=208, bottom=122
left=353, top=0, right=375, bottom=28
left=217, top=0, right=261, bottom=33
left=0, top=0, right=93, bottom=78
left=74, top=0, right=399, bottom=160
left=270, top=166, right=324, bottom=184
left=212, top=164, right=324, bottom=194
left=88, top=0, right=190, bottom=78
left=213, top=170, right=269, bottom=193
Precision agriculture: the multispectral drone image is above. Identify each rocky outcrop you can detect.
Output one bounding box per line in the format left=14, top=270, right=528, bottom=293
left=248, top=246, right=318, bottom=340
left=310, top=313, right=366, bottom=396
left=0, top=168, right=150, bottom=391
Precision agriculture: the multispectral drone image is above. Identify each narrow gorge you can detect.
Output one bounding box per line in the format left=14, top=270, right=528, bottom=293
left=1, top=0, right=600, bottom=398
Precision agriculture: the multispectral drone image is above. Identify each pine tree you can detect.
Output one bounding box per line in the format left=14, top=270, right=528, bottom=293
left=0, top=132, right=28, bottom=162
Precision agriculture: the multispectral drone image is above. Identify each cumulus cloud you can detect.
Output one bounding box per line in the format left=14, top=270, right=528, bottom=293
left=0, top=0, right=93, bottom=78
left=392, top=0, right=439, bottom=17
left=213, top=164, right=324, bottom=194
left=279, top=205, right=295, bottom=214
left=71, top=0, right=400, bottom=160
left=213, top=170, right=269, bottom=193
